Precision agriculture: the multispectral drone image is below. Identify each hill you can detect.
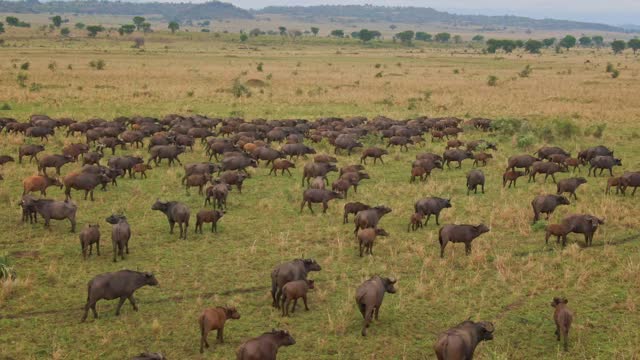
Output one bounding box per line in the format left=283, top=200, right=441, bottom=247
left=0, top=0, right=254, bottom=21
left=257, top=5, right=627, bottom=32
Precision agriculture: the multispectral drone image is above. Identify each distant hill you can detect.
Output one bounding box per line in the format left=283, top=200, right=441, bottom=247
left=0, top=0, right=253, bottom=21
left=257, top=5, right=627, bottom=33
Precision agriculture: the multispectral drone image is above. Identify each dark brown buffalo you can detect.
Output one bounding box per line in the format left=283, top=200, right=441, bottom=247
left=588, top=155, right=622, bottom=177
left=506, top=154, right=540, bottom=174
left=106, top=214, right=131, bottom=262
left=561, top=214, right=604, bottom=246
left=83, top=151, right=103, bottom=166
left=281, top=279, right=315, bottom=316
left=551, top=297, right=573, bottom=351
left=182, top=162, right=219, bottom=184
left=184, top=173, right=211, bottom=195
left=151, top=200, right=190, bottom=239
left=531, top=194, right=570, bottom=223
left=387, top=136, right=412, bottom=152
left=434, top=320, right=495, bottom=360
left=473, top=152, right=493, bottom=167
left=97, top=137, right=124, bottom=155
left=466, top=169, right=485, bottom=195
left=578, top=145, right=613, bottom=164
left=199, top=306, right=241, bottom=353
left=536, top=146, right=570, bottom=160
left=271, top=258, right=321, bottom=308
left=443, top=149, right=473, bottom=169
left=334, top=136, right=363, bottom=155
left=25, top=126, right=55, bottom=141
left=556, top=177, right=587, bottom=200
left=253, top=147, right=283, bottom=166
left=205, top=182, right=232, bottom=210
left=81, top=270, right=158, bottom=322
left=108, top=156, right=144, bottom=178
left=80, top=224, right=100, bottom=260
left=354, top=206, right=392, bottom=233
left=446, top=139, right=464, bottom=150
left=466, top=140, right=497, bottom=151
left=18, top=144, right=45, bottom=163
left=64, top=172, right=109, bottom=201
left=357, top=228, right=389, bottom=257
left=414, top=197, right=452, bottom=226
left=195, top=209, right=224, bottom=233
left=606, top=177, right=623, bottom=195
left=270, top=159, right=295, bottom=176
left=360, top=147, right=388, bottom=165
left=314, top=154, right=337, bottom=163
left=38, top=154, right=75, bottom=175
left=236, top=329, right=296, bottom=360
left=343, top=202, right=370, bottom=224
left=545, top=223, right=571, bottom=247
left=24, top=198, right=77, bottom=232
left=120, top=130, right=145, bottom=148
left=528, top=161, right=567, bottom=183
left=302, top=162, right=337, bottom=186
left=300, top=189, right=343, bottom=213
left=619, top=171, right=640, bottom=196
left=355, top=276, right=397, bottom=336
left=0, top=155, right=14, bottom=165
left=148, top=145, right=185, bottom=166
left=220, top=155, right=257, bottom=174
left=281, top=143, right=316, bottom=159
left=438, top=224, right=490, bottom=257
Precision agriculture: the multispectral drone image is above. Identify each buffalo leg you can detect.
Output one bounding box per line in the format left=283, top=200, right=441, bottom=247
left=362, top=305, right=374, bottom=336
left=465, top=242, right=472, bottom=255
left=300, top=200, right=306, bottom=213
left=217, top=327, right=224, bottom=343
left=115, top=296, right=127, bottom=316
left=308, top=202, right=314, bottom=213
left=374, top=305, right=381, bottom=320
left=291, top=299, right=298, bottom=313
left=303, top=295, right=309, bottom=311
left=169, top=220, right=175, bottom=234
left=128, top=295, right=138, bottom=311
left=359, top=240, right=364, bottom=257
left=322, top=201, right=328, bottom=214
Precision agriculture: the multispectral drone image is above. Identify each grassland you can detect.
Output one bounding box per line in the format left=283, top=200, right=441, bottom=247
left=0, top=24, right=640, bottom=360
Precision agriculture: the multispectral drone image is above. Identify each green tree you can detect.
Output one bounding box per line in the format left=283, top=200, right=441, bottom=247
left=395, top=30, right=414, bottom=45
left=453, top=35, right=462, bottom=44
left=119, top=24, right=135, bottom=35
left=559, top=35, right=577, bottom=49
left=278, top=26, right=287, bottom=36
left=628, top=38, right=640, bottom=54
left=0, top=22, right=4, bottom=34
left=168, top=21, right=179, bottom=34
left=611, top=40, right=626, bottom=54
left=434, top=32, right=451, bottom=43
left=75, top=22, right=85, bottom=30
left=86, top=25, right=104, bottom=38
left=133, top=16, right=145, bottom=31
left=472, top=35, right=484, bottom=42
left=51, top=15, right=62, bottom=28
left=542, top=38, right=556, bottom=47
left=330, top=29, right=344, bottom=38
left=359, top=29, right=374, bottom=42
left=310, top=27, right=319, bottom=36
left=389, top=24, right=397, bottom=30
left=142, top=22, right=151, bottom=33
left=240, top=33, right=248, bottom=42
left=415, top=32, right=432, bottom=41
left=60, top=27, right=70, bottom=37
left=579, top=36, right=592, bottom=47
left=5, top=16, right=19, bottom=27
left=514, top=40, right=524, bottom=48
left=524, top=39, right=543, bottom=54
left=592, top=35, right=604, bottom=47
left=370, top=30, right=381, bottom=39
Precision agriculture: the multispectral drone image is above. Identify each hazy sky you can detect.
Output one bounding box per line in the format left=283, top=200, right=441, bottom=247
left=222, top=0, right=639, bottom=25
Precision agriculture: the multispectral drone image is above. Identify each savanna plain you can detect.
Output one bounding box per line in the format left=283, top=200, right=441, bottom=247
left=0, top=25, right=640, bottom=360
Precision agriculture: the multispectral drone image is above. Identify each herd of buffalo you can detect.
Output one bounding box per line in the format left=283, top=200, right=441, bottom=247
left=1, top=113, right=637, bottom=359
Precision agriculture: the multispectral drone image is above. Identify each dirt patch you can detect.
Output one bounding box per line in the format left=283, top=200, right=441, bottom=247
left=10, top=251, right=40, bottom=259
left=245, top=79, right=266, bottom=87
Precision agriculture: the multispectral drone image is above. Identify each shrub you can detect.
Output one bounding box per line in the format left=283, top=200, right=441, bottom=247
left=606, top=62, right=614, bottom=73
left=518, top=65, right=532, bottom=78
left=0, top=103, right=11, bottom=110
left=256, top=62, right=263, bottom=72
left=453, top=69, right=460, bottom=74
left=48, top=61, right=57, bottom=71
left=535, top=125, right=555, bottom=142
left=20, top=62, right=29, bottom=70
left=0, top=255, right=16, bottom=280
left=374, top=72, right=383, bottom=78
left=531, top=220, right=547, bottom=232
left=16, top=73, right=28, bottom=87
left=516, top=134, right=536, bottom=150
left=231, top=78, right=251, bottom=98
left=586, top=124, right=606, bottom=138
left=490, top=118, right=523, bottom=135
left=611, top=69, right=620, bottom=78
left=186, top=90, right=194, bottom=97
left=89, top=59, right=105, bottom=70
left=487, top=75, right=498, bottom=86
left=553, top=119, right=580, bottom=139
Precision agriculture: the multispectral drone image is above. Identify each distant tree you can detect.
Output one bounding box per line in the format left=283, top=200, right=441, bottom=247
left=453, top=34, right=462, bottom=44
left=289, top=30, right=302, bottom=40
left=240, top=33, right=248, bottom=42
left=524, top=39, right=543, bottom=54
left=0, top=22, right=5, bottom=34
left=168, top=21, right=179, bottom=34
left=200, top=20, right=210, bottom=27
left=60, top=27, right=70, bottom=37
left=415, top=32, right=431, bottom=41
left=5, top=16, right=19, bottom=27
left=395, top=30, right=414, bottom=45
left=278, top=26, right=287, bottom=36
left=51, top=15, right=62, bottom=28
left=389, top=24, right=397, bottom=30
left=75, top=22, right=85, bottom=30
left=370, top=30, right=382, bottom=39
left=310, top=27, right=319, bottom=36
left=542, top=38, right=556, bottom=47
left=559, top=35, right=577, bottom=50
left=359, top=29, right=374, bottom=42
left=472, top=34, right=484, bottom=42
left=330, top=29, right=344, bottom=38
left=514, top=40, right=524, bottom=48
left=351, top=31, right=360, bottom=39
left=141, top=22, right=151, bottom=33
left=133, top=16, right=145, bottom=31
left=592, top=35, right=604, bottom=47
left=628, top=38, right=640, bottom=54
left=249, top=28, right=262, bottom=37
left=579, top=36, right=592, bottom=47
left=434, top=32, right=451, bottom=43
left=86, top=25, right=104, bottom=38
left=611, top=40, right=626, bottom=54
left=119, top=24, right=135, bottom=35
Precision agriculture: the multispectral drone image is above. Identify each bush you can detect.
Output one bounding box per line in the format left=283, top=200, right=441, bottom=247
left=553, top=119, right=580, bottom=139
left=531, top=220, right=547, bottom=232
left=0, top=103, right=11, bottom=110
left=587, top=124, right=606, bottom=138
left=487, top=75, right=498, bottom=86
left=518, top=65, right=532, bottom=78
left=16, top=73, right=28, bottom=87
left=48, top=61, right=57, bottom=71
left=256, top=62, right=263, bottom=72
left=20, top=62, right=29, bottom=70
left=535, top=125, right=555, bottom=143
left=0, top=255, right=16, bottom=280
left=611, top=69, right=620, bottom=78
left=516, top=134, right=536, bottom=149
left=606, top=62, right=615, bottom=73
left=89, top=59, right=105, bottom=70
left=490, top=118, right=523, bottom=135
left=231, top=78, right=251, bottom=98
